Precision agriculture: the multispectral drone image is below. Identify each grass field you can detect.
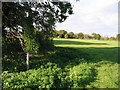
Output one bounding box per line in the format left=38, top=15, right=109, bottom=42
left=3, top=38, right=119, bottom=88
left=53, top=38, right=119, bottom=88
left=54, top=38, right=118, bottom=47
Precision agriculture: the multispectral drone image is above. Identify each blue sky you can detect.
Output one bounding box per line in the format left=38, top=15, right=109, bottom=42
left=56, top=0, right=118, bottom=37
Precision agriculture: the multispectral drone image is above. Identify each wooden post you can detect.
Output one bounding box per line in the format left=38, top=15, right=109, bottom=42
left=26, top=52, right=29, bottom=70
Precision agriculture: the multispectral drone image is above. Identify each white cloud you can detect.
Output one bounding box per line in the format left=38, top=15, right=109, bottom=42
left=56, top=0, right=119, bottom=37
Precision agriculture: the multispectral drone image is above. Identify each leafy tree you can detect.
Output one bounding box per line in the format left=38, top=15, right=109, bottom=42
left=88, top=35, right=93, bottom=39
left=96, top=34, right=101, bottom=40
left=68, top=32, right=74, bottom=38
left=117, top=34, right=120, bottom=41
left=65, top=33, right=70, bottom=38
left=109, top=37, right=116, bottom=41
left=84, top=34, right=90, bottom=39
left=92, top=33, right=97, bottom=39
left=52, top=30, right=59, bottom=38
left=92, top=33, right=101, bottom=40
left=58, top=34, right=64, bottom=38
left=3, top=2, right=73, bottom=31
left=2, top=1, right=73, bottom=70
left=58, top=30, right=67, bottom=38
left=76, top=32, right=84, bottom=39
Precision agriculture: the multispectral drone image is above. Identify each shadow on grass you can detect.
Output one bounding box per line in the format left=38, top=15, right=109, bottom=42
left=3, top=47, right=118, bottom=72
left=30, top=47, right=118, bottom=70
left=30, top=47, right=90, bottom=69
left=76, top=47, right=118, bottom=63
left=3, top=46, right=118, bottom=73
left=54, top=40, right=108, bottom=45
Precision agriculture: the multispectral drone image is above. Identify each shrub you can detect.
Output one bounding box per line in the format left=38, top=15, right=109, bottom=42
left=2, top=63, right=62, bottom=89
left=2, top=62, right=97, bottom=89
left=65, top=63, right=97, bottom=88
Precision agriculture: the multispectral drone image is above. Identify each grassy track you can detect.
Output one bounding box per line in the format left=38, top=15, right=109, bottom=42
left=53, top=38, right=119, bottom=88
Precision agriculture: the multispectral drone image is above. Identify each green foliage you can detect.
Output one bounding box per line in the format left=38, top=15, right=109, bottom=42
left=22, top=22, right=39, bottom=54
left=92, top=33, right=101, bottom=40
left=2, top=55, right=26, bottom=72
left=68, top=32, right=74, bottom=38
left=2, top=38, right=23, bottom=56
left=58, top=30, right=67, bottom=38
left=52, top=31, right=117, bottom=41
left=2, top=2, right=73, bottom=67
left=35, top=31, right=54, bottom=53
left=76, top=32, right=84, bottom=39
left=87, top=63, right=118, bottom=88
left=84, top=34, right=90, bottom=39
left=2, top=39, right=118, bottom=89
left=65, top=33, right=70, bottom=38
left=66, top=63, right=96, bottom=88
left=52, top=30, right=59, bottom=38
left=58, top=34, right=64, bottom=38
left=2, top=63, right=62, bottom=89
left=117, top=33, right=120, bottom=41
left=24, top=37, right=39, bottom=53
left=2, top=2, right=73, bottom=32
left=2, top=62, right=96, bottom=89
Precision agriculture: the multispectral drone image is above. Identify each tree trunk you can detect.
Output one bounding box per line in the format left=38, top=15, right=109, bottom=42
left=26, top=52, right=29, bottom=70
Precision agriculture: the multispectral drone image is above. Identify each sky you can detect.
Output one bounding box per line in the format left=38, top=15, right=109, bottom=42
left=56, top=0, right=119, bottom=37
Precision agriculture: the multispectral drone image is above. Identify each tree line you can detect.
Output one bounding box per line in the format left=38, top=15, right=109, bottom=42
left=52, top=30, right=120, bottom=41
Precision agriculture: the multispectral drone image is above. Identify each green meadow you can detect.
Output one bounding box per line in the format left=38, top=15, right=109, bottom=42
left=54, top=38, right=118, bottom=47
left=3, top=38, right=119, bottom=88
left=54, top=38, right=119, bottom=88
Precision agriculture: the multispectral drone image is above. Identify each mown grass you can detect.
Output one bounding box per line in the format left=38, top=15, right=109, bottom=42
left=54, top=38, right=118, bottom=48
left=2, top=38, right=119, bottom=89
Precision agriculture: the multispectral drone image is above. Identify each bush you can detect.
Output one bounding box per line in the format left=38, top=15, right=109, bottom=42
left=2, top=63, right=62, bottom=89
left=65, top=63, right=97, bottom=88
left=3, top=61, right=97, bottom=89
left=2, top=55, right=26, bottom=72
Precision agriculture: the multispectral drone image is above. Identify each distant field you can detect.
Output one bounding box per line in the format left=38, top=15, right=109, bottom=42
left=54, top=38, right=118, bottom=48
